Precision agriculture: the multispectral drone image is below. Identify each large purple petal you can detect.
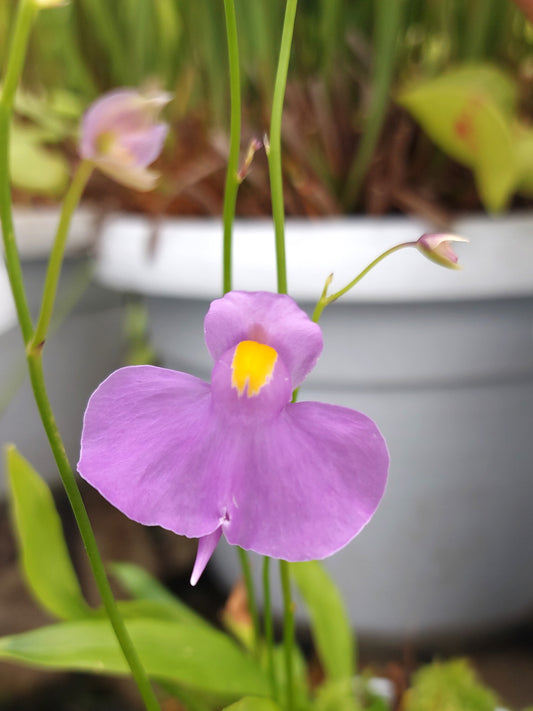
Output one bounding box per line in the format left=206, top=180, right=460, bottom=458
left=223, top=401, right=389, bottom=560
left=78, top=365, right=226, bottom=539
left=204, top=292, right=323, bottom=389
left=78, top=365, right=388, bottom=568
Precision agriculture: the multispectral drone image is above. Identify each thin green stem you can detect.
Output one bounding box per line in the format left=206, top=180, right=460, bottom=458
left=237, top=547, right=261, bottom=656
left=279, top=560, right=295, bottom=711
left=267, top=0, right=298, bottom=295
left=321, top=0, right=344, bottom=79
left=262, top=557, right=279, bottom=702
left=77, top=0, right=130, bottom=84
left=222, top=0, right=241, bottom=294
left=220, top=1, right=263, bottom=658
left=243, top=0, right=276, bottom=107
left=30, top=160, right=93, bottom=352
left=199, top=0, right=227, bottom=125
left=463, top=0, right=501, bottom=60
left=128, top=0, right=151, bottom=82
left=268, top=4, right=299, bottom=706
left=25, top=355, right=161, bottom=711
left=0, top=7, right=161, bottom=708
left=312, top=242, right=415, bottom=323
left=0, top=0, right=37, bottom=345
left=342, top=0, right=405, bottom=208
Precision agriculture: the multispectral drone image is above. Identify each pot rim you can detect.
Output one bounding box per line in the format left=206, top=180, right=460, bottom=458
left=13, top=205, right=98, bottom=260
left=0, top=262, right=16, bottom=335
left=95, top=212, right=533, bottom=303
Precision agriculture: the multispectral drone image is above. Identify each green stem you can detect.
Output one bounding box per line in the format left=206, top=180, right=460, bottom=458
left=341, top=0, right=405, bottom=208
left=267, top=4, right=299, bottom=706
left=267, top=0, right=298, bottom=295
left=220, top=0, right=264, bottom=658
left=321, top=0, right=344, bottom=79
left=263, top=557, right=279, bottom=702
left=0, top=7, right=161, bottom=709
left=222, top=0, right=241, bottom=294
left=463, top=0, right=501, bottom=60
left=30, top=160, right=93, bottom=352
left=77, top=0, right=130, bottom=84
left=279, top=560, right=295, bottom=711
left=128, top=0, right=151, bottom=82
left=312, top=242, right=415, bottom=323
left=0, top=0, right=37, bottom=345
left=237, top=547, right=261, bottom=656
left=25, top=356, right=161, bottom=711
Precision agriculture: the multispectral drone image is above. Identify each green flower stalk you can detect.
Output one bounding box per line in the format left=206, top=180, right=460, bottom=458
left=0, top=8, right=167, bottom=707
left=267, top=0, right=298, bottom=295
left=313, top=233, right=468, bottom=323
left=222, top=0, right=241, bottom=295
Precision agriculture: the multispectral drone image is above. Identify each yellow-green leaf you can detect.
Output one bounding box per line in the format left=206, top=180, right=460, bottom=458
left=110, top=561, right=210, bottom=628
left=222, top=698, right=282, bottom=711
left=5, top=445, right=90, bottom=620
left=0, top=618, right=270, bottom=698
left=397, top=63, right=519, bottom=211
left=10, top=122, right=69, bottom=196
left=403, top=659, right=499, bottom=711
left=291, top=561, right=354, bottom=683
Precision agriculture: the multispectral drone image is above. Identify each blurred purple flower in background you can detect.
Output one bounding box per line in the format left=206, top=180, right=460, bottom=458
left=78, top=291, right=389, bottom=584
left=79, top=88, right=170, bottom=190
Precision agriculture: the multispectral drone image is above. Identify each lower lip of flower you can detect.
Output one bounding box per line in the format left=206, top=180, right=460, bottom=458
left=231, top=340, right=278, bottom=397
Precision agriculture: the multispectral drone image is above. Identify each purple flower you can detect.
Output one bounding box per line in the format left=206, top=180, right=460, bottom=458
left=79, top=88, right=170, bottom=191
left=78, top=292, right=389, bottom=584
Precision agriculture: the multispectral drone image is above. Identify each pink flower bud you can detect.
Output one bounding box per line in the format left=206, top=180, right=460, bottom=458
left=79, top=88, right=170, bottom=191
left=416, top=233, right=469, bottom=269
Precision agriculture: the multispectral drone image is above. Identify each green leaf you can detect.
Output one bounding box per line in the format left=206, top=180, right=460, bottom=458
left=15, top=88, right=81, bottom=140
left=270, top=642, right=310, bottom=711
left=315, top=677, right=391, bottom=711
left=403, top=658, right=500, bottom=711
left=314, top=679, right=363, bottom=711
left=513, top=123, right=533, bottom=196
left=291, top=561, right=354, bottom=682
left=10, top=121, right=69, bottom=196
left=222, top=698, right=282, bottom=711
left=0, top=618, right=270, bottom=699
left=110, top=561, right=210, bottom=628
left=472, top=105, right=517, bottom=212
left=397, top=63, right=519, bottom=211
left=114, top=599, right=199, bottom=622
left=5, top=445, right=90, bottom=620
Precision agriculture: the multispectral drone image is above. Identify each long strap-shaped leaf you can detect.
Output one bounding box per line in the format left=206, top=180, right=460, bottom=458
left=5, top=445, right=90, bottom=620
left=0, top=618, right=270, bottom=699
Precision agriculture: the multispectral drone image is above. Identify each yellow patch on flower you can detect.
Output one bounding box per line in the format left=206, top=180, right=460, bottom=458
left=95, top=131, right=116, bottom=156
left=231, top=340, right=278, bottom=397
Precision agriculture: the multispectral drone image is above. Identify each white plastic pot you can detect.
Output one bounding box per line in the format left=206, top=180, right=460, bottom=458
left=95, top=212, right=533, bottom=643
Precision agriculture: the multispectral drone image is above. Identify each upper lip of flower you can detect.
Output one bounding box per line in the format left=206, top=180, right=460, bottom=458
left=78, top=291, right=389, bottom=585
